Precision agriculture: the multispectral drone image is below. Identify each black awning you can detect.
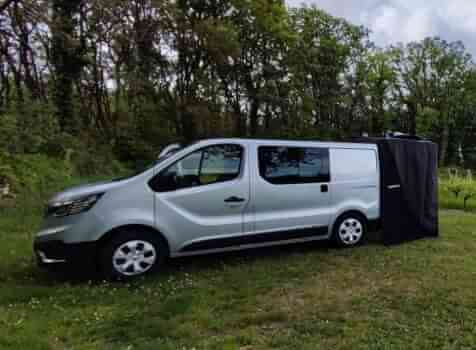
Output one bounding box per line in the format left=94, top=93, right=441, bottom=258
left=354, top=137, right=439, bottom=245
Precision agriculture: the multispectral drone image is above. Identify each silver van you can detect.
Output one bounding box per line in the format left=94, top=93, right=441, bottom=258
left=34, top=139, right=380, bottom=279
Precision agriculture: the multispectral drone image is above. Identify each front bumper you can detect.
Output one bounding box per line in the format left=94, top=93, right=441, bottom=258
left=34, top=240, right=97, bottom=272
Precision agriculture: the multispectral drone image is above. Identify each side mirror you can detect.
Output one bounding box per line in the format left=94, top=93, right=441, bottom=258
left=158, top=143, right=182, bottom=159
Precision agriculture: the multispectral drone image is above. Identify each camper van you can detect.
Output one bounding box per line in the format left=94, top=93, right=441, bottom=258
left=34, top=138, right=382, bottom=279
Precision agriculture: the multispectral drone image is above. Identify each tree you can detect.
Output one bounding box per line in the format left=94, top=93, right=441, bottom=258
left=2, top=1, right=476, bottom=170
left=364, top=49, right=397, bottom=135
left=288, top=6, right=369, bottom=138
left=51, top=0, right=87, bottom=133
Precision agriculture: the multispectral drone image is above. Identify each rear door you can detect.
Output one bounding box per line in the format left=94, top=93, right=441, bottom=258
left=150, top=142, right=250, bottom=252
left=329, top=147, right=379, bottom=220
left=251, top=144, right=332, bottom=238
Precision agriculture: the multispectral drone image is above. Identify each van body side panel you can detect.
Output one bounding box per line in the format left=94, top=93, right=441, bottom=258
left=250, top=144, right=332, bottom=236
left=329, top=148, right=380, bottom=224
left=153, top=142, right=250, bottom=253
left=35, top=178, right=156, bottom=245
left=244, top=143, right=257, bottom=235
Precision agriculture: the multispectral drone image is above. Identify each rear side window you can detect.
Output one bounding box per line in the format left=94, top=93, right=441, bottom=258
left=150, top=144, right=243, bottom=192
left=258, top=146, right=330, bottom=185
left=331, top=148, right=377, bottom=182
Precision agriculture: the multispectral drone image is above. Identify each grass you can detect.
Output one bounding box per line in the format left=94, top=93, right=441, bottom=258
left=1, top=179, right=476, bottom=349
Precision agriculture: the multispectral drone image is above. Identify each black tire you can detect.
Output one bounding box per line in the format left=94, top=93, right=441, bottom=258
left=99, top=228, right=168, bottom=280
left=332, top=212, right=367, bottom=248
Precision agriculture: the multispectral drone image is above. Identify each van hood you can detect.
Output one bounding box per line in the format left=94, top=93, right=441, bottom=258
left=47, top=178, right=127, bottom=204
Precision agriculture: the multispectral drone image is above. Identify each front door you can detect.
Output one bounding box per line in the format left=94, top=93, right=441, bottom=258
left=251, top=144, right=331, bottom=238
left=152, top=143, right=250, bottom=252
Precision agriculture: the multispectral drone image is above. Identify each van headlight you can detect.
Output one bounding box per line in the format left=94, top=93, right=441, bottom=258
left=46, top=193, right=104, bottom=218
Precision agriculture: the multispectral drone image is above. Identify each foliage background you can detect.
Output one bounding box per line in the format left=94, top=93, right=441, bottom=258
left=2, top=0, right=476, bottom=189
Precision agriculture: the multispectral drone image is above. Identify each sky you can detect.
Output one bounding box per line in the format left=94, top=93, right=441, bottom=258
left=286, top=0, right=476, bottom=57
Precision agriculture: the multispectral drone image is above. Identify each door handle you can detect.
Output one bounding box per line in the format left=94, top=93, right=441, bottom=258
left=224, top=196, right=246, bottom=203
left=321, top=184, right=329, bottom=193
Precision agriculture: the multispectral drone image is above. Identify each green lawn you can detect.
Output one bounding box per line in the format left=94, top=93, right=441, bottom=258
left=1, top=186, right=476, bottom=349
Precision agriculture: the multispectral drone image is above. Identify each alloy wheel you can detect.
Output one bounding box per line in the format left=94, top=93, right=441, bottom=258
left=112, top=240, right=157, bottom=276
left=338, top=218, right=363, bottom=245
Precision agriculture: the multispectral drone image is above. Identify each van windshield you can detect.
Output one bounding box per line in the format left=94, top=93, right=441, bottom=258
left=113, top=148, right=183, bottom=181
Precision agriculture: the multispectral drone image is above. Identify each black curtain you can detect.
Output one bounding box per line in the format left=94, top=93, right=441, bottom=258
left=377, top=139, right=439, bottom=245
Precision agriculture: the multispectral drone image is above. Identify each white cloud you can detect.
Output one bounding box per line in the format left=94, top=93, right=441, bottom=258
left=371, top=6, right=400, bottom=44
left=286, top=0, right=476, bottom=56
left=368, top=5, right=435, bottom=45
left=441, top=0, right=476, bottom=34
left=403, top=9, right=434, bottom=42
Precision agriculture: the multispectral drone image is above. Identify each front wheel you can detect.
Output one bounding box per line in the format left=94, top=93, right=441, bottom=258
left=99, top=229, right=167, bottom=280
left=333, top=213, right=366, bottom=247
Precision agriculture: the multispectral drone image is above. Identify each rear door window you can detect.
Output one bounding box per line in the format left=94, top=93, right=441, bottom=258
left=258, top=146, right=330, bottom=185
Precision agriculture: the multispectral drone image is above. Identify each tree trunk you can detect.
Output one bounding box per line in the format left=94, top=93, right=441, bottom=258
left=249, top=98, right=259, bottom=136
left=408, top=103, right=417, bottom=135
left=233, top=103, right=244, bottom=137
left=51, top=0, right=83, bottom=134
left=439, top=124, right=450, bottom=166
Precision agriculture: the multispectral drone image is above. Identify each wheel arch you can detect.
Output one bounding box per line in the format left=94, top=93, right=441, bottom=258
left=97, top=224, right=171, bottom=258
left=331, top=210, right=369, bottom=247
left=332, top=210, right=369, bottom=232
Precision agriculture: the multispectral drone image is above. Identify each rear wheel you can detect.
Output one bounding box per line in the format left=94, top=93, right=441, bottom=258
left=99, top=228, right=167, bottom=280
left=333, top=213, right=366, bottom=247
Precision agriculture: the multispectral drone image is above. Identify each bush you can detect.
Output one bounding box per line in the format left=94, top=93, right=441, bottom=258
left=442, top=171, right=476, bottom=209
left=0, top=100, right=60, bottom=154
left=0, top=152, right=74, bottom=197
left=444, top=175, right=464, bottom=198
left=0, top=147, right=127, bottom=199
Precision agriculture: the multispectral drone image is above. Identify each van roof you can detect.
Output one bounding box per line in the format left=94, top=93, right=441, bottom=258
left=187, top=138, right=377, bottom=150
left=192, top=138, right=378, bottom=148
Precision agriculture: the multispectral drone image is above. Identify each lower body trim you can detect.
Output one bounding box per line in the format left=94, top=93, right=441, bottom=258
left=180, top=226, right=328, bottom=252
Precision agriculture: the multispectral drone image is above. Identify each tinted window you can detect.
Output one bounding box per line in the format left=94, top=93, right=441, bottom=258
left=258, top=146, right=330, bottom=185
left=151, top=144, right=243, bottom=192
